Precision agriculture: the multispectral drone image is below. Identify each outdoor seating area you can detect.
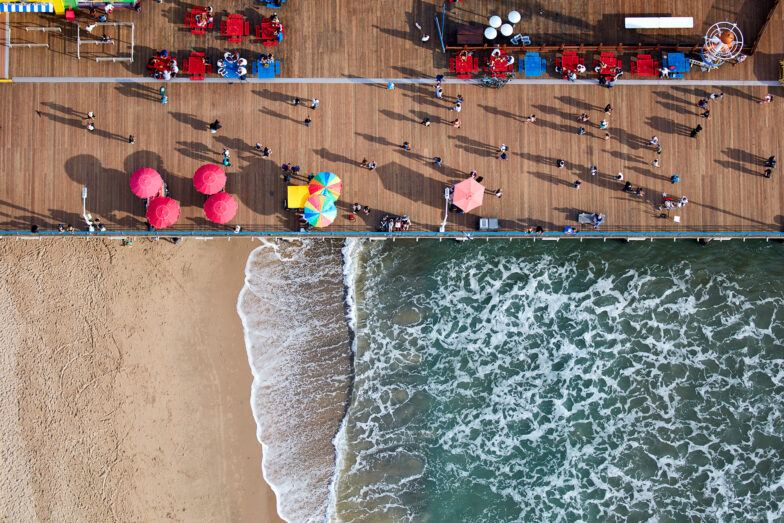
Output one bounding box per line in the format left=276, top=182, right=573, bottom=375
left=217, top=51, right=247, bottom=79
left=181, top=51, right=211, bottom=81
left=185, top=6, right=213, bottom=35
left=147, top=50, right=179, bottom=80
left=256, top=16, right=285, bottom=46
left=378, top=215, right=412, bottom=232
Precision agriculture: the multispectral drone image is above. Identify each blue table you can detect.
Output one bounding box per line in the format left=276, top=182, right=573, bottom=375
left=664, top=52, right=689, bottom=78
left=220, top=60, right=245, bottom=78
left=521, top=52, right=546, bottom=77
left=252, top=59, right=280, bottom=78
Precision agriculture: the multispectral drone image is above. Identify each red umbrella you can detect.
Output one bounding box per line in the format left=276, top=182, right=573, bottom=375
left=146, top=197, right=180, bottom=228
left=193, top=164, right=227, bottom=195
left=130, top=168, right=163, bottom=199
left=452, top=178, right=485, bottom=212
left=204, top=192, right=238, bottom=224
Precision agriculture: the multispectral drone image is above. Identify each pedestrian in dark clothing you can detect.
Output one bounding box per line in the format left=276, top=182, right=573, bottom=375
left=433, top=156, right=442, bottom=166
left=209, top=120, right=221, bottom=133
left=765, top=156, right=776, bottom=168
left=690, top=124, right=702, bottom=137
left=305, top=116, right=311, bottom=127
left=498, top=152, right=508, bottom=160
left=656, top=144, right=662, bottom=155
left=557, top=159, right=565, bottom=168
left=764, top=169, right=772, bottom=178
left=402, top=141, right=410, bottom=150
left=701, top=110, right=711, bottom=119
left=128, top=135, right=136, bottom=144
left=577, top=126, right=585, bottom=135
left=604, top=104, right=612, bottom=115
left=422, top=117, right=431, bottom=127
left=698, top=99, right=708, bottom=109
left=293, top=97, right=300, bottom=106
left=292, top=165, right=301, bottom=174
left=573, top=180, right=581, bottom=189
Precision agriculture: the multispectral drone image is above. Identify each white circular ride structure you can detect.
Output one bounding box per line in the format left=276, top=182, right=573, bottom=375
left=701, top=22, right=744, bottom=66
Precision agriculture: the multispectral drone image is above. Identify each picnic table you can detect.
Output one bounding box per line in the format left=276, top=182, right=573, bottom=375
left=484, top=51, right=513, bottom=77
left=252, top=59, right=281, bottom=78
left=256, top=18, right=284, bottom=46
left=149, top=55, right=172, bottom=73
left=222, top=14, right=250, bottom=43
left=631, top=54, right=659, bottom=77
left=663, top=52, right=689, bottom=78
left=555, top=51, right=584, bottom=79
left=185, top=6, right=212, bottom=34
left=450, top=53, right=478, bottom=79
left=594, top=52, right=620, bottom=77
left=522, top=52, right=546, bottom=77
left=183, top=52, right=210, bottom=80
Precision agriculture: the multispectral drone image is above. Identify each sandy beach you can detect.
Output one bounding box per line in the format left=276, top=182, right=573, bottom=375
left=0, top=237, right=282, bottom=522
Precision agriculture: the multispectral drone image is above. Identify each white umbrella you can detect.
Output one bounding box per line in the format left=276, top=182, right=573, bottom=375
left=484, top=27, right=497, bottom=40
left=488, top=15, right=502, bottom=28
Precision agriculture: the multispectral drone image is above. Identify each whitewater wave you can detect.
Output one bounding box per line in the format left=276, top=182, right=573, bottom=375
left=237, top=239, right=352, bottom=523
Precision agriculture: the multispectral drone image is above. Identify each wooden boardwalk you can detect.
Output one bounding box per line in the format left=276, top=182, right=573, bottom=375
left=0, top=80, right=782, bottom=234
left=3, top=0, right=781, bottom=81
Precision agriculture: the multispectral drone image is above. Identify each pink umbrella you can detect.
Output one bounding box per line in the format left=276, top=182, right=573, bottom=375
left=193, top=164, right=227, bottom=195
left=204, top=192, right=238, bottom=224
left=146, top=197, right=181, bottom=228
left=452, top=178, right=485, bottom=212
left=130, top=168, right=163, bottom=199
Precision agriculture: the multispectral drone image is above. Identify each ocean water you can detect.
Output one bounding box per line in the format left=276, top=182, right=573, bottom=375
left=240, top=238, right=784, bottom=522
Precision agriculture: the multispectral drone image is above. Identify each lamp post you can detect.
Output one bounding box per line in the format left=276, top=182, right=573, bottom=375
left=82, top=187, right=94, bottom=231
left=439, top=186, right=450, bottom=232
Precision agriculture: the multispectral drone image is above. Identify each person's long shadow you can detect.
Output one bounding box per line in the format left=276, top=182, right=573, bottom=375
left=645, top=116, right=693, bottom=136
left=478, top=104, right=522, bottom=123
left=355, top=132, right=397, bottom=147
left=252, top=88, right=297, bottom=104
left=723, top=147, right=768, bottom=166
left=451, top=135, right=495, bottom=157
left=313, top=147, right=356, bottom=167
left=175, top=141, right=215, bottom=163
left=613, top=127, right=649, bottom=150
left=720, top=86, right=758, bottom=103
left=379, top=109, right=419, bottom=124
left=40, top=101, right=84, bottom=118
left=0, top=198, right=64, bottom=228
left=375, top=160, right=450, bottom=211
left=529, top=170, right=574, bottom=188
left=94, top=128, right=129, bottom=142
left=626, top=165, right=671, bottom=183
left=114, top=83, right=160, bottom=102
left=608, top=151, right=646, bottom=165
left=214, top=135, right=254, bottom=152
left=519, top=152, right=561, bottom=166
left=259, top=106, right=300, bottom=124
left=38, top=110, right=83, bottom=129
left=651, top=89, right=693, bottom=107
left=169, top=112, right=207, bottom=131
left=554, top=95, right=603, bottom=112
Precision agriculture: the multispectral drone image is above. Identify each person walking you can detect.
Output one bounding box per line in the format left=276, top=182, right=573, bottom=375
left=494, top=188, right=503, bottom=198
left=709, top=92, right=724, bottom=101
left=401, top=141, right=410, bottom=150
left=223, top=156, right=231, bottom=167
left=764, top=168, right=772, bottom=178
left=498, top=152, right=508, bottom=160
left=222, top=147, right=230, bottom=158
left=435, top=85, right=443, bottom=99
left=604, top=104, right=612, bottom=115
left=649, top=135, right=659, bottom=146
left=387, top=82, right=395, bottom=90
left=600, top=120, right=609, bottom=129
left=760, top=94, right=773, bottom=104
left=498, top=144, right=508, bottom=153
left=367, top=161, right=377, bottom=170
left=84, top=111, right=96, bottom=120
left=305, top=116, right=312, bottom=127
left=293, top=97, right=300, bottom=106
left=698, top=98, right=708, bottom=109
left=422, top=117, right=431, bottom=127
left=414, top=22, right=430, bottom=42
left=701, top=109, right=711, bottom=119
left=86, top=122, right=95, bottom=132
left=671, top=174, right=680, bottom=183
left=209, top=120, right=221, bottom=133
left=656, top=144, right=662, bottom=155
left=690, top=124, right=702, bottom=137
left=432, top=156, right=442, bottom=166
left=452, top=118, right=461, bottom=128
left=557, top=159, right=565, bottom=168
left=573, top=179, right=581, bottom=189
left=577, top=126, right=586, bottom=135
left=590, top=165, right=597, bottom=176
left=764, top=156, right=776, bottom=168
left=262, top=146, right=271, bottom=158
left=524, top=114, right=536, bottom=123
left=310, top=98, right=319, bottom=109
left=451, top=102, right=462, bottom=112
left=615, top=172, right=624, bottom=181
left=128, top=135, right=136, bottom=144
left=652, top=158, right=660, bottom=168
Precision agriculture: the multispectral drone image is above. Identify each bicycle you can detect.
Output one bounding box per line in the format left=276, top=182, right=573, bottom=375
left=480, top=72, right=514, bottom=89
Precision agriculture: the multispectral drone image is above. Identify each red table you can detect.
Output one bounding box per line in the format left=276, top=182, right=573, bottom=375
left=186, top=6, right=213, bottom=35
left=485, top=52, right=512, bottom=77
left=256, top=19, right=284, bottom=46
left=632, top=55, right=658, bottom=76
left=222, top=14, right=249, bottom=43
left=450, top=54, right=478, bottom=79
left=555, top=51, right=584, bottom=79
left=147, top=55, right=173, bottom=76
left=184, top=52, right=209, bottom=80
left=595, top=53, right=619, bottom=76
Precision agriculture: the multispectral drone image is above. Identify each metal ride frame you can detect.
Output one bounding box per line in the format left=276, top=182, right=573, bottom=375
left=6, top=25, right=60, bottom=49
left=76, top=21, right=133, bottom=62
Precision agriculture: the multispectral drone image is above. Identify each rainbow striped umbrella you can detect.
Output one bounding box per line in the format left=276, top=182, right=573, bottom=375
left=303, top=194, right=337, bottom=228
left=308, top=172, right=342, bottom=201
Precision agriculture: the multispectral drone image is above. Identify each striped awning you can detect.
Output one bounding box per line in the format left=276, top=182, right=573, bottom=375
left=0, top=2, right=54, bottom=11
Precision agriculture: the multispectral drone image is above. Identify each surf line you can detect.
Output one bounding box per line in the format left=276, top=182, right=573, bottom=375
left=9, top=76, right=782, bottom=86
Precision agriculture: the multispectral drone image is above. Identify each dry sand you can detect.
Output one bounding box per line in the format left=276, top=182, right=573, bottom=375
left=0, top=237, right=283, bottom=522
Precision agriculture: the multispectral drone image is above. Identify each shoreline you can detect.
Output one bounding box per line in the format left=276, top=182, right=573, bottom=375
left=0, top=238, right=282, bottom=522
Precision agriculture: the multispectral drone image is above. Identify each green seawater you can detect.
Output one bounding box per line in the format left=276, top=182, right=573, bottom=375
left=330, top=239, right=784, bottom=522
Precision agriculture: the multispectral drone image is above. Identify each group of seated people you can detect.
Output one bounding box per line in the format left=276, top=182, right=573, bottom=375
left=258, top=53, right=275, bottom=66
left=488, top=48, right=514, bottom=67
left=269, top=12, right=282, bottom=36
left=378, top=215, right=412, bottom=232
left=147, top=50, right=179, bottom=80
left=217, top=51, right=247, bottom=78
left=194, top=6, right=214, bottom=28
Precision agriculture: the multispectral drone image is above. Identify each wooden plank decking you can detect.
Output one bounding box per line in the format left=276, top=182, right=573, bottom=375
left=0, top=80, right=782, bottom=234
left=3, top=0, right=782, bottom=81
